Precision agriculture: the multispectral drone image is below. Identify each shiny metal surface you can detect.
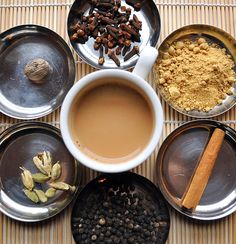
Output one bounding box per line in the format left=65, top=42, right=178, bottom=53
left=155, top=24, right=236, bottom=118
left=67, top=0, right=160, bottom=69
left=0, top=122, right=80, bottom=222
left=156, top=120, right=236, bottom=220
left=0, top=25, right=75, bottom=119
left=71, top=172, right=170, bottom=243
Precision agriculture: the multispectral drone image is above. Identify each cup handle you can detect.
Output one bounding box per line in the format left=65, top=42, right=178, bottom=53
left=132, top=46, right=158, bottom=79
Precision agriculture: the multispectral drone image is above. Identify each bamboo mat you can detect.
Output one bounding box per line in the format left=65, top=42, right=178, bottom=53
left=0, top=0, right=236, bottom=243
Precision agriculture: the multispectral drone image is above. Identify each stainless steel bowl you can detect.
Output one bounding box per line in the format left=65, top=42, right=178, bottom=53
left=156, top=120, right=236, bottom=220
left=67, top=0, right=160, bottom=69
left=71, top=172, right=170, bottom=243
left=154, top=24, right=236, bottom=118
left=0, top=25, right=75, bottom=119
left=0, top=122, right=80, bottom=222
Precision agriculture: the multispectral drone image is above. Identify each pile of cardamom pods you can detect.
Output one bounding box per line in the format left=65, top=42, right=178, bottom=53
left=20, top=151, right=75, bottom=203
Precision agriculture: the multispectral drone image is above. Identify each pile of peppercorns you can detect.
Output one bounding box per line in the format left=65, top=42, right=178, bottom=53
left=72, top=181, right=169, bottom=244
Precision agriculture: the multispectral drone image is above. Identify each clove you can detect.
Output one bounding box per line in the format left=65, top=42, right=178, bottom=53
left=98, top=45, right=105, bottom=65
left=122, top=45, right=131, bottom=56
left=130, top=18, right=142, bottom=30
left=115, top=45, right=123, bottom=55
left=92, top=28, right=99, bottom=38
left=103, top=38, right=109, bottom=54
left=101, top=16, right=118, bottom=25
left=97, top=2, right=114, bottom=9
left=107, top=28, right=118, bottom=39
left=93, top=42, right=101, bottom=50
left=106, top=25, right=119, bottom=33
left=124, top=45, right=139, bottom=61
left=120, top=23, right=141, bottom=42
left=125, top=0, right=142, bottom=11
left=108, top=50, right=120, bottom=66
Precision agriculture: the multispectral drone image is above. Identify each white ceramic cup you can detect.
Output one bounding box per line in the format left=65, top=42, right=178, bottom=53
left=60, top=46, right=163, bottom=173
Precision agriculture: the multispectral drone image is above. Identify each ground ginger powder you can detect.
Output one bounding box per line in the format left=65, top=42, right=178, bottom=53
left=155, top=38, right=236, bottom=112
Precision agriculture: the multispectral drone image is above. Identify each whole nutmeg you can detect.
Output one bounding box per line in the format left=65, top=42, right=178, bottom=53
left=24, top=58, right=51, bottom=83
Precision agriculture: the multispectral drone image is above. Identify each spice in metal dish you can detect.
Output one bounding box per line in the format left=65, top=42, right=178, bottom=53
left=69, top=0, right=142, bottom=66
left=20, top=167, right=34, bottom=191
left=19, top=151, right=76, bottom=204
left=49, top=182, right=70, bottom=191
left=72, top=184, right=169, bottom=243
left=51, top=162, right=61, bottom=180
left=69, top=185, right=76, bottom=193
left=24, top=58, right=51, bottom=83
left=32, top=173, right=50, bottom=183
left=155, top=38, right=236, bottom=112
left=33, top=151, right=52, bottom=176
left=45, top=188, right=57, bottom=198
left=34, top=189, right=48, bottom=203
left=23, top=189, right=39, bottom=203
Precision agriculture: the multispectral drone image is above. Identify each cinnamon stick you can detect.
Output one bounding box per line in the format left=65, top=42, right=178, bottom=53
left=181, top=128, right=225, bottom=210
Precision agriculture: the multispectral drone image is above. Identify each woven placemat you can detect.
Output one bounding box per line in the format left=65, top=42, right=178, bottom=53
left=0, top=0, right=235, bottom=243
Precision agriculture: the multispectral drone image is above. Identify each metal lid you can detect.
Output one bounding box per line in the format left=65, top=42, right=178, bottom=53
left=0, top=122, right=80, bottom=222
left=0, top=25, right=75, bottom=119
left=155, top=24, right=236, bottom=118
left=67, top=0, right=160, bottom=69
left=71, top=172, right=170, bottom=243
left=156, top=120, right=236, bottom=220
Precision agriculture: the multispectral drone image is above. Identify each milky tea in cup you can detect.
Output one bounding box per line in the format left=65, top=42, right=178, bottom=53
left=61, top=47, right=163, bottom=172
left=69, top=78, right=154, bottom=163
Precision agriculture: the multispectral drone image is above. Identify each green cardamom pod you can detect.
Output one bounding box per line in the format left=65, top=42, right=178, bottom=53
left=69, top=185, right=76, bottom=193
left=49, top=182, right=70, bottom=191
left=39, top=151, right=52, bottom=176
left=32, top=173, right=50, bottom=183
left=23, top=189, right=39, bottom=203
left=20, top=167, right=34, bottom=191
left=42, top=151, right=52, bottom=166
left=34, top=189, right=48, bottom=203
left=51, top=162, right=61, bottom=180
left=33, top=156, right=48, bottom=175
left=33, top=153, right=52, bottom=176
left=45, top=188, right=57, bottom=198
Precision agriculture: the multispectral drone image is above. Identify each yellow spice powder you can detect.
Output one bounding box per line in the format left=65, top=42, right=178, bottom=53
left=155, top=38, right=236, bottom=112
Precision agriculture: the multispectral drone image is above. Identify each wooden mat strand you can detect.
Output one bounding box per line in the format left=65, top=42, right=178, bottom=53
left=0, top=0, right=236, bottom=243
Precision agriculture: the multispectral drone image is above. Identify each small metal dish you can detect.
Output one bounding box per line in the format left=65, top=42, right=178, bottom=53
left=0, top=122, right=80, bottom=222
left=156, top=120, right=236, bottom=220
left=67, top=0, right=160, bottom=69
left=0, top=25, right=75, bottom=119
left=71, top=172, right=170, bottom=243
left=154, top=24, right=236, bottom=118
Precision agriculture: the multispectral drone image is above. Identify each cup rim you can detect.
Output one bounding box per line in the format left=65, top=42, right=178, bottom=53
left=60, top=69, right=163, bottom=173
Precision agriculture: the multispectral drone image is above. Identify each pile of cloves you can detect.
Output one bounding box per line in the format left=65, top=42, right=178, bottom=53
left=69, top=0, right=142, bottom=66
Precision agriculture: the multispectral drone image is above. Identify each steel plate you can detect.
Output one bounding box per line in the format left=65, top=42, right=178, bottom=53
left=0, top=122, right=80, bottom=222
left=0, top=25, right=75, bottom=119
left=71, top=172, right=170, bottom=243
left=156, top=120, right=236, bottom=220
left=154, top=24, right=236, bottom=118
left=67, top=0, right=160, bottom=69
